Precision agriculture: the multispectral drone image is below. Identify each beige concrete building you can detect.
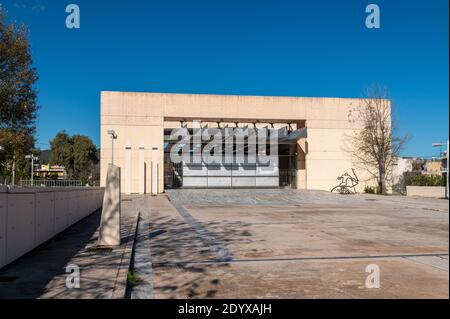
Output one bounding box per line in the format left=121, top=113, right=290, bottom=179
left=100, top=91, right=381, bottom=194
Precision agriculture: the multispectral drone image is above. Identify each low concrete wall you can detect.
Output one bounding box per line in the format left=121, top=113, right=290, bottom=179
left=406, top=186, right=446, bottom=198
left=0, top=187, right=104, bottom=269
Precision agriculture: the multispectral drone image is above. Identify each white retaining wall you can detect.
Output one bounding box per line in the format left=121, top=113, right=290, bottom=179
left=0, top=186, right=104, bottom=269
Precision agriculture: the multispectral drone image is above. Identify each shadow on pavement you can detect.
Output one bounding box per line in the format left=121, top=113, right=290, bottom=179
left=0, top=210, right=102, bottom=299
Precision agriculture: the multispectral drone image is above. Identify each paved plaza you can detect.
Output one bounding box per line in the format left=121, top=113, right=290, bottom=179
left=146, top=189, right=449, bottom=298
left=1, top=189, right=448, bottom=299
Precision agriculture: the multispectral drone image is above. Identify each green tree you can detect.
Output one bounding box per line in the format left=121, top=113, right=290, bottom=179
left=72, top=134, right=98, bottom=183
left=49, top=131, right=99, bottom=184
left=49, top=131, right=74, bottom=176
left=0, top=9, right=38, bottom=183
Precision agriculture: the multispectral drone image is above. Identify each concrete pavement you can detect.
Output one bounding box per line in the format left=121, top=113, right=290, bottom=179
left=1, top=189, right=447, bottom=299
left=147, top=189, right=448, bottom=298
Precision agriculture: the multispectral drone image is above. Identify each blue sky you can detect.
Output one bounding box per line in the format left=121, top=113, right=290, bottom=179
left=1, top=0, right=448, bottom=157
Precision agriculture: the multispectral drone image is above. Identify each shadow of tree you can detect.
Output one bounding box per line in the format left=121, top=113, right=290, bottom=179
left=0, top=194, right=141, bottom=299
left=0, top=210, right=103, bottom=299
left=148, top=210, right=256, bottom=299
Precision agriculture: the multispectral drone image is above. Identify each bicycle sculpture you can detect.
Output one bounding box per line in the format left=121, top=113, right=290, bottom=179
left=330, top=168, right=359, bottom=194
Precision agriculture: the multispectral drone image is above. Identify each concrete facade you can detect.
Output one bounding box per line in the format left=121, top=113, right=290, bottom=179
left=100, top=91, right=382, bottom=194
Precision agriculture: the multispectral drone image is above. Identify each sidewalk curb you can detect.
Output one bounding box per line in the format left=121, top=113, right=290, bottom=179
left=111, top=211, right=140, bottom=299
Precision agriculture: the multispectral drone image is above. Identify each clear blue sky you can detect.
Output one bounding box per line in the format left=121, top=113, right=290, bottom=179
left=1, top=0, right=448, bottom=157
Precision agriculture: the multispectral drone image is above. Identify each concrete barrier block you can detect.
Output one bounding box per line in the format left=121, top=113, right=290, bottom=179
left=77, top=190, right=84, bottom=218
left=91, top=191, right=96, bottom=213
left=0, top=193, right=7, bottom=269
left=406, top=186, right=446, bottom=198
left=68, top=191, right=80, bottom=226
left=6, top=194, right=35, bottom=264
left=98, top=189, right=104, bottom=207
left=35, top=192, right=55, bottom=246
left=54, top=191, right=68, bottom=233
left=0, top=187, right=106, bottom=270
left=90, top=191, right=95, bottom=212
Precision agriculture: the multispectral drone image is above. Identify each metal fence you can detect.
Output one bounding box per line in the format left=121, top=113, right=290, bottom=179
left=0, top=176, right=11, bottom=186
left=279, top=169, right=297, bottom=188
left=19, top=180, right=83, bottom=187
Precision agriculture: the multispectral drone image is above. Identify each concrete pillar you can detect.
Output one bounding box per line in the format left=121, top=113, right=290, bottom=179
left=296, top=138, right=307, bottom=189
left=99, top=164, right=121, bottom=246
left=151, top=147, right=158, bottom=195
left=139, top=144, right=146, bottom=194
left=124, top=143, right=132, bottom=195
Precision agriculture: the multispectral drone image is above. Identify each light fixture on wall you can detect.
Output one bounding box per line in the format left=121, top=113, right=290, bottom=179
left=108, top=130, right=118, bottom=165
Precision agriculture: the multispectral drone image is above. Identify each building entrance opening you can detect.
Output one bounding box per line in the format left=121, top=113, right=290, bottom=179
left=163, top=125, right=305, bottom=189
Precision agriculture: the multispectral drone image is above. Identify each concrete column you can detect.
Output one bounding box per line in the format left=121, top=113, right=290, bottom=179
left=151, top=147, right=158, bottom=195
left=124, top=143, right=132, bottom=195
left=296, top=138, right=307, bottom=189
left=139, top=144, right=146, bottom=194
left=99, top=164, right=121, bottom=246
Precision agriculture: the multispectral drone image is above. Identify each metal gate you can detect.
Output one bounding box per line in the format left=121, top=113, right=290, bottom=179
left=279, top=169, right=296, bottom=188
left=164, top=161, right=182, bottom=188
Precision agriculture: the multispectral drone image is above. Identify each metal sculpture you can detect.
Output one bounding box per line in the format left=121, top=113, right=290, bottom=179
left=331, top=168, right=359, bottom=194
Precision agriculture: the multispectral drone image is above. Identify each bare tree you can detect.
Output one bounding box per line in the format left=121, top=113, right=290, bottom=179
left=346, top=84, right=409, bottom=194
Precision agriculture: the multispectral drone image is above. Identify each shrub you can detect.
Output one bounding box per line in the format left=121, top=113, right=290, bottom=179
left=127, top=271, right=142, bottom=287
left=407, top=174, right=446, bottom=187
left=364, top=186, right=377, bottom=194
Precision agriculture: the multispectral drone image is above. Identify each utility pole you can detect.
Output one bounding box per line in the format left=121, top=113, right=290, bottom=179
left=0, top=146, right=4, bottom=185
left=25, top=154, right=39, bottom=186
left=12, top=153, right=15, bottom=186
left=107, top=130, right=118, bottom=165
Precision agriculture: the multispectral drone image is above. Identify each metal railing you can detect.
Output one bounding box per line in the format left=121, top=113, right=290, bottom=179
left=0, top=176, right=11, bottom=186
left=19, top=180, right=83, bottom=187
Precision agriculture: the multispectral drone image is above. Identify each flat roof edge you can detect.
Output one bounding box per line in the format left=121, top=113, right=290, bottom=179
left=100, top=90, right=387, bottom=102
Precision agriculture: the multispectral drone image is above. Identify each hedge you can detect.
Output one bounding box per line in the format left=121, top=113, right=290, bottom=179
left=407, top=174, right=446, bottom=187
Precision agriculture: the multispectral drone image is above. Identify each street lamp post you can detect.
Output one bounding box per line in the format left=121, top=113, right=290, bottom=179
left=0, top=146, right=3, bottom=185
left=12, top=154, right=15, bottom=186
left=432, top=140, right=449, bottom=199
left=25, top=154, right=39, bottom=186
left=107, top=130, right=118, bottom=165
